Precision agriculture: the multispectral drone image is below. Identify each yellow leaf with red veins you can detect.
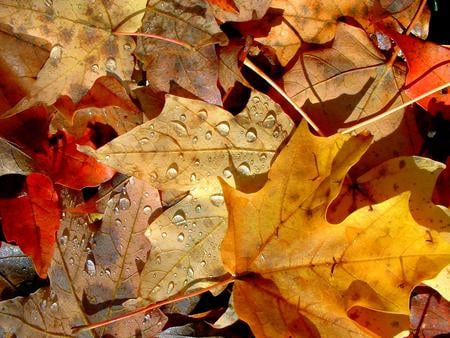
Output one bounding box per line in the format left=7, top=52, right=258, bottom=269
left=0, top=0, right=146, bottom=117
left=220, top=122, right=450, bottom=337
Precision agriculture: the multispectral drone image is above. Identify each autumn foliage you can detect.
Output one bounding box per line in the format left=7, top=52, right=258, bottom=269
left=0, top=0, right=449, bottom=337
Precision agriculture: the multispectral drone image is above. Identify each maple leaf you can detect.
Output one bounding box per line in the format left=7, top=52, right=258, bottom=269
left=220, top=122, right=450, bottom=336
left=0, top=173, right=59, bottom=278
left=134, top=0, right=228, bottom=105
left=380, top=27, right=450, bottom=117
left=0, top=179, right=167, bottom=337
left=0, top=0, right=146, bottom=117
left=80, top=91, right=294, bottom=303
left=270, top=0, right=427, bottom=44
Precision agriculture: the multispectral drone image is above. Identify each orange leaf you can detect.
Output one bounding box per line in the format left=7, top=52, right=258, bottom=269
left=380, top=27, right=450, bottom=116
left=206, top=0, right=239, bottom=13
left=0, top=173, right=59, bottom=278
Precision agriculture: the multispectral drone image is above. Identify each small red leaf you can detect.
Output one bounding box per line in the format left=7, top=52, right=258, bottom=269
left=380, top=27, right=450, bottom=116
left=0, top=173, right=59, bottom=278
left=35, top=129, right=115, bottom=190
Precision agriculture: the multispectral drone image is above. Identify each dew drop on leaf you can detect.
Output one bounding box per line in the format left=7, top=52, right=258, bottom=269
left=166, top=163, right=178, bottom=179
left=260, top=153, right=267, bottom=161
left=85, top=259, right=96, bottom=276
left=263, top=111, right=277, bottom=128
left=190, top=173, right=197, bottom=182
left=39, top=299, right=47, bottom=311
left=187, top=266, right=194, bottom=278
left=223, top=167, right=233, bottom=178
left=205, top=130, right=212, bottom=140
left=215, top=121, right=230, bottom=136
left=139, top=137, right=150, bottom=145
left=177, top=232, right=185, bottom=242
left=156, top=255, right=161, bottom=264
left=105, top=57, right=117, bottom=72
left=105, top=268, right=111, bottom=276
left=171, top=121, right=188, bottom=137
left=118, top=196, right=131, bottom=210
left=246, top=127, right=257, bottom=142
left=198, top=109, right=208, bottom=120
left=238, top=162, right=251, bottom=175
left=172, top=210, right=186, bottom=225
left=200, top=260, right=206, bottom=267
left=50, top=44, right=63, bottom=61
left=123, top=43, right=131, bottom=51
left=143, top=314, right=151, bottom=323
left=167, top=281, right=174, bottom=294
left=195, top=204, right=202, bottom=213
left=91, top=64, right=99, bottom=72
left=150, top=171, right=158, bottom=182
left=143, top=205, right=152, bottom=215
left=209, top=193, right=224, bottom=207
left=161, top=232, right=167, bottom=238
left=50, top=302, right=59, bottom=312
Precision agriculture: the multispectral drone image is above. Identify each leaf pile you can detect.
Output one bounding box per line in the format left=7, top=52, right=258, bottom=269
left=0, top=0, right=449, bottom=337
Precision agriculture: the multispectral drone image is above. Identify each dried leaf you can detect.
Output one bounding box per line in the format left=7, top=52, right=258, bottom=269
left=135, top=0, right=228, bottom=105
left=0, top=0, right=146, bottom=117
left=0, top=138, right=33, bottom=176
left=220, top=122, right=450, bottom=336
left=270, top=0, right=426, bottom=44
left=284, top=23, right=408, bottom=135
left=0, top=173, right=59, bottom=278
left=210, top=0, right=271, bottom=22
left=206, top=0, right=239, bottom=13
left=380, top=27, right=450, bottom=116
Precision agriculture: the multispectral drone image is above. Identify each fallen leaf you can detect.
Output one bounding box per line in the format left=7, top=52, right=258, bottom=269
left=0, top=138, right=33, bottom=176
left=0, top=173, right=59, bottom=278
left=220, top=122, right=450, bottom=336
left=206, top=0, right=239, bottom=13
left=135, top=0, right=228, bottom=105
left=210, top=0, right=271, bottom=22
left=270, top=0, right=427, bottom=44
left=35, top=129, right=115, bottom=190
left=284, top=22, right=408, bottom=135
left=0, top=179, right=168, bottom=337
left=329, top=156, right=450, bottom=232
left=81, top=91, right=294, bottom=303
left=0, top=0, right=146, bottom=117
left=380, top=27, right=450, bottom=117
left=218, top=44, right=250, bottom=94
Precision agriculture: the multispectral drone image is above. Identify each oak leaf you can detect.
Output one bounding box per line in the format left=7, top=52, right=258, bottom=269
left=0, top=173, right=59, bottom=278
left=0, top=0, right=146, bottom=117
left=220, top=122, right=450, bottom=336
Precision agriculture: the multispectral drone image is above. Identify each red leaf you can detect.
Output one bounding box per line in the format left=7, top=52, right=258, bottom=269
left=380, top=28, right=450, bottom=116
left=35, top=129, right=115, bottom=190
left=206, top=0, right=239, bottom=13
left=0, top=173, right=59, bottom=278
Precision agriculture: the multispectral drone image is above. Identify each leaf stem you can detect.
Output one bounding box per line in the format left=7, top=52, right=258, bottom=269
left=71, top=274, right=235, bottom=333
left=243, top=58, right=324, bottom=136
left=340, top=82, right=449, bottom=134
left=112, top=31, right=194, bottom=51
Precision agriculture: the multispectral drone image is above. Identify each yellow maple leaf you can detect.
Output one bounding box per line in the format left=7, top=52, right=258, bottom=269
left=220, top=122, right=450, bottom=337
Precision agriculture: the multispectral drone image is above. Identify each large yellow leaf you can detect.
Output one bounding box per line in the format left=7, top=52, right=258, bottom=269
left=0, top=0, right=146, bottom=117
left=220, top=122, right=450, bottom=337
left=81, top=92, right=294, bottom=303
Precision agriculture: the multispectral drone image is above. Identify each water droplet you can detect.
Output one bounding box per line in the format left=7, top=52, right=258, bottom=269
left=104, top=155, right=110, bottom=161
left=167, top=281, right=174, bottom=294
left=172, top=210, right=186, bottom=225
left=59, top=232, right=68, bottom=246
left=177, top=233, right=185, bottom=242
left=198, top=109, right=208, bottom=120
left=260, top=153, right=267, bottom=161
left=161, top=232, right=167, bottom=238
left=192, top=136, right=198, bottom=144
left=190, top=173, right=197, bottom=182
left=143, top=314, right=151, bottom=323
left=252, top=96, right=261, bottom=103
left=200, top=260, right=206, bottom=267
left=195, top=204, right=202, bottom=213
left=166, top=163, right=178, bottom=179
left=139, top=137, right=150, bottom=145
left=205, top=130, right=212, bottom=140
left=187, top=266, right=194, bottom=278
left=156, top=255, right=161, bottom=264
left=143, top=205, right=152, bottom=215
left=238, top=162, right=251, bottom=175
left=50, top=302, right=59, bottom=312
left=194, top=159, right=200, bottom=166
left=152, top=285, right=161, bottom=293
left=85, top=259, right=96, bottom=276
left=179, top=114, right=186, bottom=121
left=273, top=126, right=281, bottom=138
left=215, top=121, right=230, bottom=136
left=69, top=257, right=74, bottom=265
left=223, top=167, right=233, bottom=178
left=118, top=196, right=131, bottom=210
left=209, top=194, right=224, bottom=207
left=50, top=44, right=63, bottom=61
left=171, top=121, right=188, bottom=137
left=91, top=63, right=99, bottom=72
left=150, top=171, right=158, bottom=182
left=105, top=268, right=111, bottom=276
left=123, top=43, right=131, bottom=51
left=246, top=127, right=257, bottom=142
left=40, top=299, right=47, bottom=311
left=129, top=177, right=135, bottom=185
left=105, top=57, right=117, bottom=72
left=263, top=111, right=277, bottom=128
